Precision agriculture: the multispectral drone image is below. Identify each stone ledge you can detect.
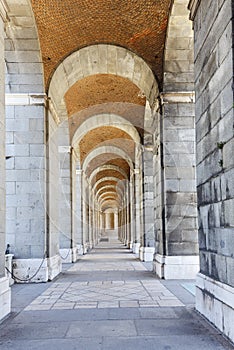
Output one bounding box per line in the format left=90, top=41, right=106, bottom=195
left=161, top=91, right=195, bottom=104
left=196, top=273, right=234, bottom=343
left=5, top=93, right=47, bottom=106
left=132, top=242, right=140, bottom=256
left=59, top=248, right=73, bottom=264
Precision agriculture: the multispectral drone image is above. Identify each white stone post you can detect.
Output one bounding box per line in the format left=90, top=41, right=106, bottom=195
left=82, top=175, right=89, bottom=253
left=132, top=169, right=142, bottom=256
left=74, top=169, right=83, bottom=255
left=58, top=122, right=73, bottom=263
left=129, top=172, right=135, bottom=250
left=140, top=147, right=155, bottom=262
left=114, top=212, right=118, bottom=231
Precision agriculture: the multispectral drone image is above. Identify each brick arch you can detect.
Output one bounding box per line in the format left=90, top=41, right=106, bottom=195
left=31, top=0, right=171, bottom=88
left=95, top=180, right=117, bottom=193
left=93, top=177, right=123, bottom=192
left=72, top=114, right=141, bottom=147
left=83, top=146, right=134, bottom=174
left=48, top=44, right=159, bottom=118
left=96, top=186, right=118, bottom=198
left=101, top=200, right=119, bottom=210
left=98, top=192, right=119, bottom=204
left=90, top=166, right=127, bottom=187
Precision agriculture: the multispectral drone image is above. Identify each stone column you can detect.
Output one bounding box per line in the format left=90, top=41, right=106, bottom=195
left=82, top=175, right=89, bottom=253
left=140, top=147, right=155, bottom=262
left=5, top=93, right=62, bottom=282
left=153, top=92, right=199, bottom=279
left=88, top=188, right=94, bottom=249
left=129, top=171, right=135, bottom=251
left=0, top=3, right=11, bottom=321
left=132, top=169, right=143, bottom=256
left=58, top=121, right=72, bottom=263
left=114, top=212, right=118, bottom=231
left=73, top=169, right=83, bottom=255
left=189, top=0, right=234, bottom=342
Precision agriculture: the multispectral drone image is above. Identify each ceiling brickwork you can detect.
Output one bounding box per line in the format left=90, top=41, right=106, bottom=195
left=96, top=181, right=117, bottom=192
left=79, top=126, right=134, bottom=163
left=91, top=170, right=126, bottom=186
left=30, top=0, right=171, bottom=88
left=29, top=0, right=172, bottom=208
left=65, top=74, right=145, bottom=117
left=86, top=155, right=130, bottom=177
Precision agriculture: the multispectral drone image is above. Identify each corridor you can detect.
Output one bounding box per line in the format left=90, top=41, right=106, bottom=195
left=0, top=233, right=233, bottom=350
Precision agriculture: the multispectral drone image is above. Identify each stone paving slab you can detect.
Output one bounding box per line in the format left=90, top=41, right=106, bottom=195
left=0, top=239, right=233, bottom=350
left=66, top=320, right=137, bottom=338
left=103, top=335, right=229, bottom=350
left=24, top=278, right=184, bottom=311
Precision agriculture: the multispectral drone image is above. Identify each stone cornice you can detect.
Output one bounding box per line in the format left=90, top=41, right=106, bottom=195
left=188, top=0, right=201, bottom=21
left=5, top=93, right=47, bottom=106
left=160, top=91, right=195, bottom=104
left=0, top=0, right=9, bottom=23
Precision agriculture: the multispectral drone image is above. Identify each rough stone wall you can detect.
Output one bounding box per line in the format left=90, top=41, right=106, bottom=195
left=194, top=0, right=234, bottom=287
left=0, top=16, right=5, bottom=277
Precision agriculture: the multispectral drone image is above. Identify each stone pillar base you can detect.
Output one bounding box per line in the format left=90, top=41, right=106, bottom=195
left=132, top=242, right=140, bottom=256
left=139, top=247, right=155, bottom=262
left=83, top=243, right=90, bottom=254
left=59, top=248, right=73, bottom=263
left=5, top=254, right=14, bottom=286
left=12, top=255, right=62, bottom=283
left=153, top=254, right=199, bottom=279
left=129, top=241, right=133, bottom=250
left=0, top=277, right=11, bottom=321
left=48, top=255, right=62, bottom=281
left=77, top=244, right=84, bottom=256
left=196, top=273, right=234, bottom=343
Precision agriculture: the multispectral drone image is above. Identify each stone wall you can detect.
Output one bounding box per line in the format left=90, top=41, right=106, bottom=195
left=0, top=9, right=5, bottom=279
left=0, top=4, right=11, bottom=321
left=190, top=0, right=234, bottom=342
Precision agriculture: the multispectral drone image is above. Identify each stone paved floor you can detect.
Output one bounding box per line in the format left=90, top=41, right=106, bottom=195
left=0, top=233, right=233, bottom=350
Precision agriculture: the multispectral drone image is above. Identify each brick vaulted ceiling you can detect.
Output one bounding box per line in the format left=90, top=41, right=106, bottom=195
left=30, top=0, right=172, bottom=89
left=29, top=0, right=172, bottom=205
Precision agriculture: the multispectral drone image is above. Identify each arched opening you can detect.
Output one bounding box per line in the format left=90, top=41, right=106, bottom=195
left=0, top=1, right=233, bottom=344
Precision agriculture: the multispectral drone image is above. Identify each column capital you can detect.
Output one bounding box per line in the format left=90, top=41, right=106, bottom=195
left=58, top=145, right=71, bottom=154
left=160, top=91, right=195, bottom=104
left=188, top=0, right=201, bottom=21
left=134, top=168, right=140, bottom=175
left=76, top=169, right=83, bottom=175
left=5, top=93, right=47, bottom=106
